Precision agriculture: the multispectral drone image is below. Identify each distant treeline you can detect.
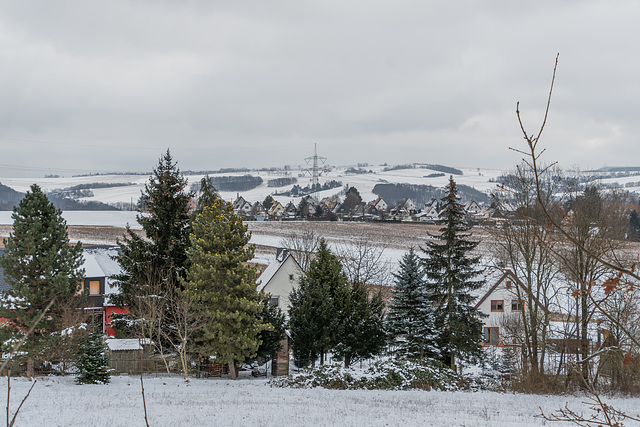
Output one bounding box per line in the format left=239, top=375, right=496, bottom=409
left=268, top=177, right=297, bottom=188
left=0, top=181, right=120, bottom=211
left=210, top=175, right=263, bottom=192
left=417, top=164, right=463, bottom=175
left=373, top=182, right=488, bottom=207
left=382, top=163, right=463, bottom=176
left=63, top=182, right=136, bottom=191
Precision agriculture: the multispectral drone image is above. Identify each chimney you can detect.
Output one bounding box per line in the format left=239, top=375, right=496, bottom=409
left=276, top=248, right=289, bottom=262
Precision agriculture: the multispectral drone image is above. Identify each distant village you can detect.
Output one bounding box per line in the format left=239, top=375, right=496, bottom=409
left=230, top=192, right=501, bottom=224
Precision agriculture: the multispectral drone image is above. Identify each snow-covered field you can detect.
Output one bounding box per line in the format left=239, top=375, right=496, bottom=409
left=0, top=165, right=506, bottom=209
left=4, top=375, right=639, bottom=427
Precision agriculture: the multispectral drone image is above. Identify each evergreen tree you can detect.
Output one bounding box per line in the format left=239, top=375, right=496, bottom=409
left=334, top=282, right=386, bottom=367
left=288, top=239, right=349, bottom=366
left=630, top=209, right=640, bottom=241
left=112, top=150, right=192, bottom=324
left=76, top=327, right=111, bottom=384
left=0, top=184, right=84, bottom=375
left=185, top=199, right=266, bottom=380
left=422, top=177, right=485, bottom=370
left=195, top=175, right=219, bottom=213
left=386, top=249, right=439, bottom=360
left=254, top=293, right=286, bottom=361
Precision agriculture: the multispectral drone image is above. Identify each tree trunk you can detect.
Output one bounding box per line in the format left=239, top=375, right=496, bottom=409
left=26, top=357, right=34, bottom=379
left=228, top=362, right=237, bottom=380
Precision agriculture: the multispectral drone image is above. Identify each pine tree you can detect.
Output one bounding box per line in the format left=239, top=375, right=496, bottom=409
left=387, top=249, right=439, bottom=360
left=630, top=210, right=640, bottom=241
left=185, top=199, right=266, bottom=379
left=0, top=184, right=85, bottom=375
left=334, top=282, right=386, bottom=367
left=112, top=150, right=192, bottom=327
left=422, top=177, right=485, bottom=370
left=76, top=327, right=111, bottom=384
left=255, top=293, right=286, bottom=361
left=288, top=239, right=349, bottom=366
left=195, top=175, right=219, bottom=213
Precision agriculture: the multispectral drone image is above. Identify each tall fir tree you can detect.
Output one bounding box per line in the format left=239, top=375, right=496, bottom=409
left=422, top=177, right=485, bottom=370
left=112, top=150, right=192, bottom=320
left=194, top=175, right=219, bottom=214
left=185, top=199, right=266, bottom=379
left=76, top=326, right=111, bottom=384
left=386, top=249, right=439, bottom=360
left=288, top=239, right=349, bottom=366
left=334, top=281, right=386, bottom=367
left=0, top=184, right=85, bottom=375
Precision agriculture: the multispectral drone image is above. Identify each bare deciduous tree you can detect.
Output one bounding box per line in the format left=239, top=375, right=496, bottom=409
left=279, top=223, right=320, bottom=272
left=335, top=231, right=392, bottom=287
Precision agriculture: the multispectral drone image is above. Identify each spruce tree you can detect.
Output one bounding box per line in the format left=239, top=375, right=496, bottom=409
left=185, top=199, right=266, bottom=380
left=76, top=327, right=111, bottom=384
left=255, top=293, right=286, bottom=361
left=194, top=175, right=219, bottom=214
left=387, top=249, right=439, bottom=360
left=112, top=150, right=192, bottom=325
left=334, top=281, right=386, bottom=367
left=0, top=184, right=84, bottom=374
left=422, top=177, right=485, bottom=370
left=288, top=239, right=349, bottom=366
left=630, top=210, right=640, bottom=241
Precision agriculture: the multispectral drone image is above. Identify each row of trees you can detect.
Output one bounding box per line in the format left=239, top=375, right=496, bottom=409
left=289, top=177, right=486, bottom=371
left=112, top=150, right=285, bottom=379
left=0, top=150, right=285, bottom=381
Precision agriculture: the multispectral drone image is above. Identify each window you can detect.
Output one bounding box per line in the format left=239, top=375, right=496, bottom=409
left=483, top=327, right=499, bottom=345
left=490, top=300, right=504, bottom=312
left=289, top=274, right=295, bottom=282
left=505, top=280, right=512, bottom=289
left=89, top=281, right=101, bottom=296
left=511, top=300, right=524, bottom=311
left=269, top=297, right=279, bottom=306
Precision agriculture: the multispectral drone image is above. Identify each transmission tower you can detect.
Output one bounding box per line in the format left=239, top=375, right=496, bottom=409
left=304, top=144, right=327, bottom=193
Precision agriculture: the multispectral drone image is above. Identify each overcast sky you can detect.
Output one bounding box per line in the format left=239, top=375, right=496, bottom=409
left=1, top=1, right=639, bottom=177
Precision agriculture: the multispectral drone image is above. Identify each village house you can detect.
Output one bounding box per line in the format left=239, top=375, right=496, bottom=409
left=257, top=248, right=303, bottom=316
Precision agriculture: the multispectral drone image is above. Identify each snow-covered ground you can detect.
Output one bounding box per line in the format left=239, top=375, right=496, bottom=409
left=4, top=375, right=639, bottom=427
left=0, top=210, right=142, bottom=229
left=0, top=165, right=506, bottom=209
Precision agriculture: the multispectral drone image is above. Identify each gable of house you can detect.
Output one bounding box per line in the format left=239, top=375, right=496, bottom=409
left=257, top=249, right=303, bottom=316
left=474, top=270, right=546, bottom=346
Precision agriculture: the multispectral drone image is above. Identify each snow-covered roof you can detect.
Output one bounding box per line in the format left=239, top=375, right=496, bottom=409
left=106, top=338, right=152, bottom=351
left=257, top=253, right=290, bottom=292
left=83, top=247, right=122, bottom=277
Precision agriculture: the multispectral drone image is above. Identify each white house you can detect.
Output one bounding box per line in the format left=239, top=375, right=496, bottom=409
left=474, top=270, right=544, bottom=346
left=257, top=248, right=303, bottom=316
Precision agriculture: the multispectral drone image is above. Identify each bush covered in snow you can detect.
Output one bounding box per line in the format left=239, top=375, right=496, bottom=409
left=271, top=358, right=475, bottom=391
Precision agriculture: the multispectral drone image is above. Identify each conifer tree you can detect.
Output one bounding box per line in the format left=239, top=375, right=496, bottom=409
left=334, top=281, right=386, bottom=367
left=255, top=293, right=286, bottom=361
left=185, top=199, right=266, bottom=380
left=194, top=175, right=219, bottom=214
left=422, top=177, right=485, bottom=370
left=0, top=184, right=84, bottom=375
left=76, top=327, right=111, bottom=384
left=112, top=150, right=192, bottom=326
left=387, top=249, right=439, bottom=360
left=288, top=239, right=349, bottom=366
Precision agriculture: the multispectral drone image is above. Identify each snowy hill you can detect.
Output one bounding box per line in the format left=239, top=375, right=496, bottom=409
left=0, top=164, right=505, bottom=210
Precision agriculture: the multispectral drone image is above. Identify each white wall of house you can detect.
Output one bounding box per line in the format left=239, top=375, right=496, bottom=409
left=476, top=274, right=527, bottom=345
left=258, top=255, right=303, bottom=316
